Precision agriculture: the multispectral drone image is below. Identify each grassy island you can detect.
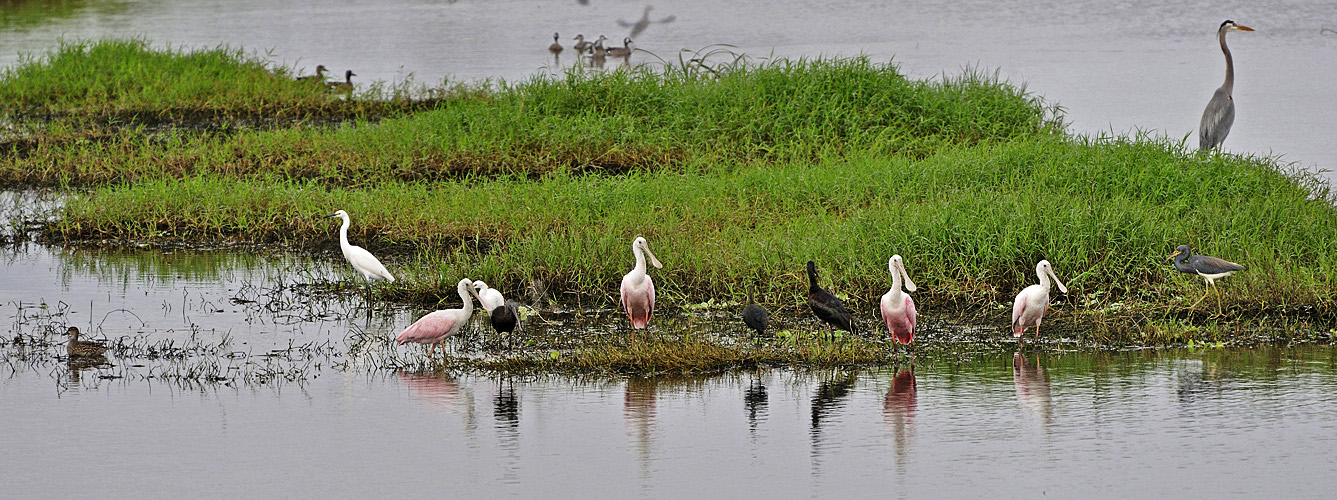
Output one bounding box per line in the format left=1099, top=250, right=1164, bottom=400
left=4, top=40, right=1337, bottom=364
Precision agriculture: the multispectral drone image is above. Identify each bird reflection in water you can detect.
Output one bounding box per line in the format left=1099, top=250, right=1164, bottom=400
left=624, top=376, right=658, bottom=474
left=744, top=378, right=768, bottom=435
left=1013, top=352, right=1053, bottom=426
left=810, top=372, right=857, bottom=476
left=494, top=380, right=522, bottom=485
left=882, top=366, right=917, bottom=472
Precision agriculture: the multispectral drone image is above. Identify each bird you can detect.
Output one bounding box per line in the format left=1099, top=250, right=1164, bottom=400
left=548, top=32, right=564, bottom=56
left=471, top=280, right=505, bottom=313
left=296, top=65, right=327, bottom=82
left=588, top=35, right=608, bottom=67
left=490, top=302, right=520, bottom=334
left=742, top=303, right=769, bottom=336
left=1169, top=244, right=1245, bottom=302
left=329, top=70, right=356, bottom=93
left=1199, top=20, right=1254, bottom=151
left=620, top=236, right=663, bottom=329
left=807, top=260, right=855, bottom=336
left=1011, top=259, right=1067, bottom=347
left=606, top=38, right=635, bottom=59
left=573, top=34, right=592, bottom=53
left=879, top=255, right=917, bottom=349
left=65, top=327, right=107, bottom=358
left=328, top=210, right=395, bottom=297
left=617, top=5, right=676, bottom=38
left=397, top=278, right=475, bottom=358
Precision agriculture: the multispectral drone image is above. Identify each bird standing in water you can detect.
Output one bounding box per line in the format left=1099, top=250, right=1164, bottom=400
left=1169, top=244, right=1245, bottom=304
left=1011, top=260, right=1067, bottom=347
left=397, top=278, right=475, bottom=359
left=1199, top=20, right=1254, bottom=151
left=329, top=70, right=356, bottom=93
left=620, top=237, right=663, bottom=330
left=328, top=210, right=394, bottom=301
left=742, top=303, right=769, bottom=336
left=548, top=32, right=564, bottom=57
left=807, top=261, right=855, bottom=337
left=879, top=255, right=917, bottom=352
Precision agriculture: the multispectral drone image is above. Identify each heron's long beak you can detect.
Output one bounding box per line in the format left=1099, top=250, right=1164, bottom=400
left=1236, top=25, right=1255, bottom=31
left=646, top=247, right=663, bottom=269
left=327, top=213, right=339, bottom=218
left=1167, top=249, right=1182, bottom=261
left=895, top=259, right=916, bottom=292
left=1048, top=267, right=1068, bottom=294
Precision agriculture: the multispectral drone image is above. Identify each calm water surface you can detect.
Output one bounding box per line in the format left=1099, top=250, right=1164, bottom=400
left=1, top=0, right=1334, bottom=177
left=2, top=244, right=1337, bottom=497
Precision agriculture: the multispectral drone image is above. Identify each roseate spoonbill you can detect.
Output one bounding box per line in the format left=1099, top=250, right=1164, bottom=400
left=328, top=210, right=394, bottom=299
left=65, top=327, right=107, bottom=358
left=329, top=70, right=355, bottom=93
left=1200, top=20, right=1254, bottom=151
left=296, top=65, right=327, bottom=82
left=1011, top=260, right=1067, bottom=347
left=807, top=261, right=855, bottom=335
left=742, top=303, right=769, bottom=336
left=471, top=281, right=505, bottom=312
left=548, top=32, right=564, bottom=55
left=620, top=236, right=663, bottom=329
left=1169, top=244, right=1245, bottom=302
left=879, top=255, right=917, bottom=349
left=397, top=278, right=475, bottom=358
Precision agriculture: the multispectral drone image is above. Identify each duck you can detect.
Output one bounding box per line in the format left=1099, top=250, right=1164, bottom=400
left=296, top=65, right=327, bottom=82
left=65, top=327, right=107, bottom=358
left=607, top=38, right=635, bottom=58
left=548, top=32, right=564, bottom=55
left=329, top=70, right=356, bottom=93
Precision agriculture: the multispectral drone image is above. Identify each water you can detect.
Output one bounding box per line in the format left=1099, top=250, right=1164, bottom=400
left=2, top=243, right=1337, bottom=497
left=0, top=0, right=1333, bottom=177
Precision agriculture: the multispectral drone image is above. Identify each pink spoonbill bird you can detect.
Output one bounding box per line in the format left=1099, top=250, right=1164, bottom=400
left=620, top=236, right=663, bottom=330
left=879, top=255, right=917, bottom=350
left=397, top=278, right=475, bottom=358
left=1011, top=260, right=1067, bottom=347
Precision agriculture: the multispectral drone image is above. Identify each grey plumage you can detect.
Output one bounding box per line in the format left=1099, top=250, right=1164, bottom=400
left=1199, top=20, right=1254, bottom=151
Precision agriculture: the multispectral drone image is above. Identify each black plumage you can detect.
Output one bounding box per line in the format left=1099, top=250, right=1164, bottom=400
left=490, top=301, right=519, bottom=335
left=806, top=261, right=855, bottom=334
left=742, top=303, right=769, bottom=335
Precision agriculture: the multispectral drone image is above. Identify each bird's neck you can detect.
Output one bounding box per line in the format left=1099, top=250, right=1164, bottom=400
left=457, top=284, right=474, bottom=312
left=1219, top=28, right=1235, bottom=95
left=338, top=218, right=351, bottom=250
left=1037, top=269, right=1051, bottom=291
left=631, top=246, right=647, bottom=279
left=889, top=268, right=904, bottom=300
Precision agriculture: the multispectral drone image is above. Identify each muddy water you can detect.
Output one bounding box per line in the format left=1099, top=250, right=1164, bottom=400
left=1, top=0, right=1334, bottom=178
left=2, top=244, right=1337, bottom=497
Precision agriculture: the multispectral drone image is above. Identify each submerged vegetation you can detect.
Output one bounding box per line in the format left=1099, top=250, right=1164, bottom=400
left=4, top=39, right=1337, bottom=356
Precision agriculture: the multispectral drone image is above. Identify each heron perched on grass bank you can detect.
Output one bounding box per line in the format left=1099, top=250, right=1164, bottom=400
left=1199, top=20, right=1254, bottom=151
left=620, top=236, right=663, bottom=330
left=879, top=255, right=917, bottom=351
left=807, top=260, right=854, bottom=336
left=1011, top=260, right=1067, bottom=347
left=65, top=327, right=107, bottom=358
left=397, top=278, right=475, bottom=359
left=328, top=210, right=394, bottom=299
left=1169, top=244, right=1244, bottom=302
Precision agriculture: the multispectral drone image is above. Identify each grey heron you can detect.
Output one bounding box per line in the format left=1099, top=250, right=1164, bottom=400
left=1199, top=20, right=1254, bottom=151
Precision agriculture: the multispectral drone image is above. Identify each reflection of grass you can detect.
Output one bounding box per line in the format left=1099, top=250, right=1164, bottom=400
left=0, top=0, right=128, bottom=31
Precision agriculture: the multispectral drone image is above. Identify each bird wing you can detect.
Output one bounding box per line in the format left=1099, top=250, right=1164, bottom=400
left=397, top=311, right=457, bottom=344
left=657, top=15, right=676, bottom=23
left=904, top=294, right=916, bottom=333
left=347, top=245, right=395, bottom=282
left=1198, top=88, right=1235, bottom=150
left=616, top=19, right=633, bottom=27
left=646, top=276, right=656, bottom=319
left=1011, top=289, right=1029, bottom=329
left=1190, top=254, right=1245, bottom=273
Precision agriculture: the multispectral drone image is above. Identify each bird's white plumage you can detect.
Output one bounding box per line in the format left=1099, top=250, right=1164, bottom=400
left=330, top=210, right=394, bottom=283
left=472, top=281, right=505, bottom=312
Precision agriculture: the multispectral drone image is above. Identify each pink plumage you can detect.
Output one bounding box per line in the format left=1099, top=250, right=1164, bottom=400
left=396, top=310, right=462, bottom=345
left=882, top=294, right=917, bottom=345
left=621, top=278, right=655, bottom=329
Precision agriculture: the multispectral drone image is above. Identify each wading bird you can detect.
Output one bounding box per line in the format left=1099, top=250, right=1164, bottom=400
left=296, top=65, right=327, bottom=82
left=489, top=302, right=520, bottom=336
left=65, top=327, right=107, bottom=358
left=472, top=281, right=505, bottom=313
left=1169, top=244, right=1245, bottom=302
left=742, top=303, right=769, bottom=336
left=880, top=255, right=917, bottom=351
left=1011, top=260, right=1067, bottom=347
left=397, top=278, right=475, bottom=359
left=329, top=70, right=356, bottom=93
left=328, top=210, right=394, bottom=298
left=620, top=236, right=663, bottom=330
left=807, top=261, right=855, bottom=336
left=617, top=5, right=675, bottom=38
left=1199, top=20, right=1254, bottom=151
left=548, top=32, right=564, bottom=56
